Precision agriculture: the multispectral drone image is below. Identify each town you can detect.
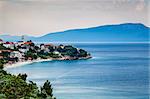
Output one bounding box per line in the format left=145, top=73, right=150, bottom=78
left=0, top=38, right=91, bottom=68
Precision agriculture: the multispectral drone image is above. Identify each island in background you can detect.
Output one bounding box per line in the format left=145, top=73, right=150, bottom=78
left=0, top=23, right=149, bottom=43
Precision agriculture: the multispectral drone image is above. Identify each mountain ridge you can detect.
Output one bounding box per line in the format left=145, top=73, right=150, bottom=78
left=0, top=23, right=149, bottom=42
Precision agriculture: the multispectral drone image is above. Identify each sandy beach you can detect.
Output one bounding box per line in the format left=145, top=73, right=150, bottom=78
left=4, top=56, right=91, bottom=69
left=4, top=58, right=53, bottom=69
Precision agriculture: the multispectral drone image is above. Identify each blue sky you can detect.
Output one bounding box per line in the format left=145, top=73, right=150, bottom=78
left=0, top=0, right=149, bottom=36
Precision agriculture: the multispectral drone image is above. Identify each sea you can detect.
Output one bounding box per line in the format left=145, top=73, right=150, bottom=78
left=6, top=43, right=149, bottom=99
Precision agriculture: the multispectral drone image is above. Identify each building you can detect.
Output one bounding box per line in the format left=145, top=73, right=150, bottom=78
left=3, top=42, right=15, bottom=49
left=53, top=51, right=62, bottom=57
left=24, top=41, right=33, bottom=45
left=18, top=45, right=29, bottom=53
left=10, top=51, right=23, bottom=59
left=17, top=41, right=24, bottom=46
left=40, top=44, right=45, bottom=50
left=59, top=44, right=64, bottom=49
left=18, top=48, right=29, bottom=53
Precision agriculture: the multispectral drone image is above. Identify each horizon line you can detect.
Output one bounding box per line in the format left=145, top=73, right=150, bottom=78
left=0, top=22, right=149, bottom=37
left=34, top=42, right=150, bottom=44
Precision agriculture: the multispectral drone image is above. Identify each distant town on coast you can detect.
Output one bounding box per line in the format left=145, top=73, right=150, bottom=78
left=0, top=36, right=91, bottom=68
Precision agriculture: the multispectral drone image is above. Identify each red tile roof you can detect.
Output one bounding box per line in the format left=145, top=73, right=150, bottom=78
left=4, top=42, right=14, bottom=44
left=24, top=42, right=32, bottom=45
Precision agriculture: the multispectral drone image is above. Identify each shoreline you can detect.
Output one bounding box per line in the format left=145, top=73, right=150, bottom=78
left=4, top=56, right=92, bottom=69
left=4, top=58, right=53, bottom=69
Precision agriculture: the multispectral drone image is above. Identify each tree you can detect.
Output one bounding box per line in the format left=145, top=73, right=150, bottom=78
left=0, top=44, right=7, bottom=50
left=0, top=59, right=4, bottom=69
left=2, top=51, right=10, bottom=58
left=49, top=46, right=55, bottom=52
left=17, top=73, right=27, bottom=81
left=41, top=80, right=53, bottom=97
left=61, top=45, right=78, bottom=57
left=0, top=70, right=56, bottom=99
left=25, top=51, right=38, bottom=60
left=0, top=62, right=3, bottom=69
left=78, top=49, right=88, bottom=57
left=34, top=46, right=40, bottom=51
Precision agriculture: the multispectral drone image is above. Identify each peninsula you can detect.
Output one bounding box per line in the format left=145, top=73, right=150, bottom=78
left=0, top=39, right=91, bottom=68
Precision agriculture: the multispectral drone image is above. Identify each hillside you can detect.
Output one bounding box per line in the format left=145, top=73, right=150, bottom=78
left=1, top=23, right=149, bottom=42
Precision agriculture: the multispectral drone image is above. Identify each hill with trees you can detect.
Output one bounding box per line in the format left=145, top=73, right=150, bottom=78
left=0, top=61, right=56, bottom=99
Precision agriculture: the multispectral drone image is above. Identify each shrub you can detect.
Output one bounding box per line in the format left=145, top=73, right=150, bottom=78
left=0, top=70, right=56, bottom=99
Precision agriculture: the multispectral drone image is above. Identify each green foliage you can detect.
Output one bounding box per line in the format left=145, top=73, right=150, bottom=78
left=25, top=51, right=38, bottom=60
left=37, top=80, right=56, bottom=99
left=17, top=73, right=27, bottom=81
left=57, top=47, right=64, bottom=53
left=35, top=46, right=40, bottom=51
left=0, top=70, right=56, bottom=99
left=78, top=49, right=88, bottom=57
left=0, top=63, right=3, bottom=69
left=0, top=73, right=38, bottom=99
left=37, top=44, right=90, bottom=59
left=0, top=61, right=4, bottom=70
left=48, top=46, right=55, bottom=52
left=42, top=80, right=53, bottom=97
left=0, top=59, right=5, bottom=69
left=30, top=43, right=35, bottom=47
left=0, top=94, right=6, bottom=98
left=61, top=45, right=78, bottom=57
left=38, top=55, right=48, bottom=59
left=1, top=51, right=10, bottom=58
left=0, top=44, right=7, bottom=50
left=48, top=52, right=60, bottom=58
left=13, top=46, right=19, bottom=51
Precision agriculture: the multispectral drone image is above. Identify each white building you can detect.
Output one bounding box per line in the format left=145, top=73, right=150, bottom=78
left=3, top=42, right=15, bottom=49
left=53, top=51, right=62, bottom=57
left=18, top=48, right=29, bottom=53
left=40, top=44, right=45, bottom=50
left=10, top=51, right=23, bottom=59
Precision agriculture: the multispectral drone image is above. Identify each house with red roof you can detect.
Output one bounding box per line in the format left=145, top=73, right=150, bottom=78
left=3, top=42, right=15, bottom=49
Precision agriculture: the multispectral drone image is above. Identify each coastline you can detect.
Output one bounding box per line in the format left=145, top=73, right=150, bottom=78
left=4, top=58, right=53, bottom=69
left=4, top=56, right=92, bottom=69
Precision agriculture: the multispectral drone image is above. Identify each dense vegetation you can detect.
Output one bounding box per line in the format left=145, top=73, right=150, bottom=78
left=0, top=62, right=56, bottom=99
left=24, top=43, right=90, bottom=60
left=0, top=44, right=7, bottom=50
left=0, top=41, right=91, bottom=62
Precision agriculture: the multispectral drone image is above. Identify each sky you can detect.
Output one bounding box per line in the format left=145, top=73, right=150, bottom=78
left=0, top=0, right=149, bottom=37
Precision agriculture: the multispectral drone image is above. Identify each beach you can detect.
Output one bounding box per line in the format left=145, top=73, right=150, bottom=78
left=4, top=58, right=53, bottom=69
left=4, top=55, right=92, bottom=69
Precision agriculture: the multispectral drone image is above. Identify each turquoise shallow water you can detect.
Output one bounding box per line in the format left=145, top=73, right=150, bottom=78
left=6, top=43, right=149, bottom=99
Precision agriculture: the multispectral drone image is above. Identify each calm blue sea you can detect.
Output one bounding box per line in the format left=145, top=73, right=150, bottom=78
left=6, top=43, right=149, bottom=99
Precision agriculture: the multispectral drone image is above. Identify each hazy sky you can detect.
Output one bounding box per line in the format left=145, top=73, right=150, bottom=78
left=0, top=0, right=149, bottom=37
